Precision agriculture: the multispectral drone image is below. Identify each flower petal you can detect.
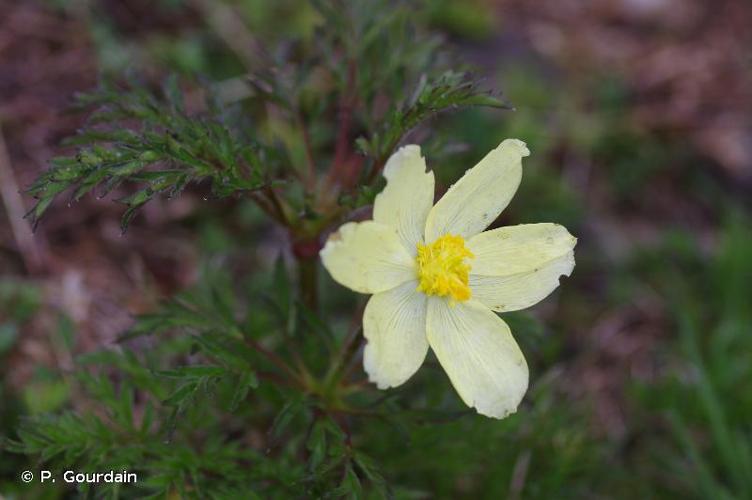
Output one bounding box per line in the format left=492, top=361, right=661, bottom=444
left=321, top=221, right=415, bottom=294
left=426, top=298, right=529, bottom=418
left=363, top=280, right=429, bottom=388
left=373, top=145, right=435, bottom=254
left=467, top=223, right=576, bottom=312
left=425, top=139, right=529, bottom=242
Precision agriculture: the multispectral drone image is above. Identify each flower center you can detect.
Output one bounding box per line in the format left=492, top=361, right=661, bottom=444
left=416, top=234, right=474, bottom=302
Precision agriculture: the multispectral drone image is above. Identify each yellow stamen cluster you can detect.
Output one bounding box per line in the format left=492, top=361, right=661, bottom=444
left=416, top=234, right=474, bottom=302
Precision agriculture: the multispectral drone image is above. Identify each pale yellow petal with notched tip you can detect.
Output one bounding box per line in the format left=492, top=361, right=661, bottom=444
left=467, top=223, right=576, bottom=312
left=363, top=280, right=429, bottom=389
left=425, top=139, right=529, bottom=242
left=373, top=145, right=435, bottom=254
left=320, top=221, right=415, bottom=294
left=426, top=298, right=529, bottom=418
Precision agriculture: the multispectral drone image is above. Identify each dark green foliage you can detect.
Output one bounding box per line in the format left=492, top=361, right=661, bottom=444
left=26, top=77, right=270, bottom=231
left=2, top=262, right=358, bottom=497
left=358, top=71, right=508, bottom=179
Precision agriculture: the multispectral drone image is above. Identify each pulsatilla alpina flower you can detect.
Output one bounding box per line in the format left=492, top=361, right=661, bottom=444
left=321, top=139, right=576, bottom=418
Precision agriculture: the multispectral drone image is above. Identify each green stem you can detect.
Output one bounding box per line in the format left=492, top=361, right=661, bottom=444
left=298, top=255, right=319, bottom=311
left=243, top=335, right=304, bottom=387
left=263, top=185, right=289, bottom=225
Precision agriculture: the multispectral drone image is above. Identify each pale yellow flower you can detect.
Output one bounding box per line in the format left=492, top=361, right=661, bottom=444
left=321, top=139, right=576, bottom=418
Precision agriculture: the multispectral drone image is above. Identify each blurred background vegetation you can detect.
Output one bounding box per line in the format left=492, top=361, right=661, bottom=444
left=1, top=0, right=751, bottom=498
